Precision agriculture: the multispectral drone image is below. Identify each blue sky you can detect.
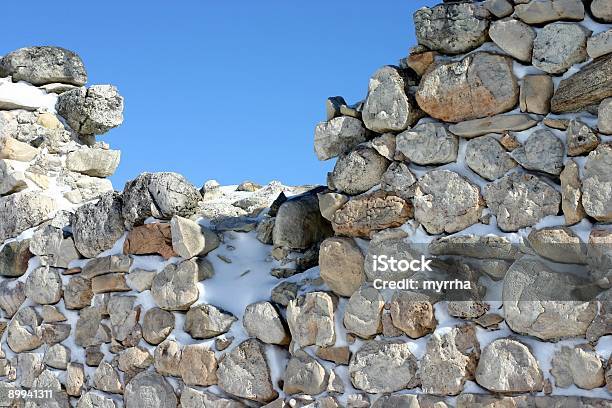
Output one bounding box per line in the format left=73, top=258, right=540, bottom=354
left=3, top=1, right=436, bottom=189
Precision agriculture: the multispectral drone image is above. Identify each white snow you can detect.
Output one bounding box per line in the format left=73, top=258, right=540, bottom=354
left=0, top=77, right=57, bottom=112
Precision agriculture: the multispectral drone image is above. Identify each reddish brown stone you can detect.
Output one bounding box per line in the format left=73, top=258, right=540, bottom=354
left=123, top=223, right=176, bottom=259
left=91, top=273, right=130, bottom=294
left=406, top=51, right=437, bottom=76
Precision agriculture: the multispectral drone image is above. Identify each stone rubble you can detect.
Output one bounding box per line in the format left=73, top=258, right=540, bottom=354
left=2, top=4, right=612, bottom=406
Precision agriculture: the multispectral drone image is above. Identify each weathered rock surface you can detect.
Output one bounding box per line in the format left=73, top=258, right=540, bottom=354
left=349, top=340, right=418, bottom=393
left=283, top=352, right=328, bottom=395
left=448, top=114, right=537, bottom=138
left=178, top=344, right=217, bottom=386
left=483, top=173, right=560, bottom=232
left=273, top=188, right=332, bottom=249
left=465, top=135, right=517, bottom=181
left=560, top=159, right=587, bottom=225
left=154, top=339, right=182, bottom=377
left=319, top=237, right=365, bottom=297
left=416, top=53, right=518, bottom=123
left=217, top=339, right=278, bottom=403
left=380, top=162, right=416, bottom=200
left=489, top=18, right=535, bottom=62
left=314, top=116, right=367, bottom=161
left=330, top=147, right=390, bottom=195
left=413, top=3, right=490, bottom=54
left=362, top=66, right=420, bottom=133
left=151, top=259, right=199, bottom=311
left=520, top=75, right=554, bottom=115
left=533, top=22, right=590, bottom=74
left=25, top=266, right=63, bottom=305
left=503, top=258, right=597, bottom=340
left=180, top=387, right=242, bottom=408
left=57, top=85, right=124, bottom=135
left=170, top=215, right=204, bottom=258
left=343, top=286, right=384, bottom=339
left=29, top=226, right=78, bottom=268
left=243, top=301, right=289, bottom=345
left=66, top=148, right=121, bottom=177
left=551, top=54, right=612, bottom=113
left=515, top=0, right=584, bottom=24
left=124, top=371, right=177, bottom=408
left=395, top=122, right=458, bottom=165
left=527, top=226, right=586, bottom=264
left=72, top=192, right=124, bottom=258
left=184, top=303, right=237, bottom=339
left=142, top=307, right=175, bottom=345
left=592, top=0, right=612, bottom=22
left=123, top=222, right=176, bottom=259
left=581, top=144, right=612, bottom=222
left=420, top=326, right=479, bottom=396
left=598, top=98, right=612, bottom=134
left=587, top=29, right=612, bottom=59
left=332, top=191, right=412, bottom=237
left=476, top=338, right=543, bottom=393
left=551, top=345, right=605, bottom=389
left=390, top=291, right=437, bottom=338
left=0, top=46, right=87, bottom=85
left=413, top=170, right=482, bottom=234
left=0, top=239, right=31, bottom=277
left=287, top=291, right=335, bottom=347
left=0, top=192, right=57, bottom=242
left=567, top=120, right=600, bottom=156
left=511, top=130, right=564, bottom=175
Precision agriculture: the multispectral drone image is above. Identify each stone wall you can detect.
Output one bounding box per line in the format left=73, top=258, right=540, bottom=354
left=0, top=0, right=612, bottom=407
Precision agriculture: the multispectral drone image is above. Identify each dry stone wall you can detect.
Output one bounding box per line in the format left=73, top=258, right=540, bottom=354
left=0, top=1, right=612, bottom=407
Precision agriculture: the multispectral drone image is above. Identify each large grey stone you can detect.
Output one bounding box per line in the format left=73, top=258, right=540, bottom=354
left=330, top=147, right=390, bottom=195
left=592, top=0, right=612, bottom=22
left=142, top=307, right=175, bottom=345
left=416, top=53, right=518, bottom=123
left=25, top=266, right=63, bottom=305
left=0, top=192, right=57, bottom=242
left=184, top=303, right=237, bottom=339
left=349, top=340, right=418, bottom=393
left=511, top=130, right=564, bottom=175
left=380, top=162, right=416, bottom=200
left=503, top=258, right=597, bottom=340
left=532, top=22, right=590, bottom=75
left=151, top=259, right=199, bottom=311
left=0, top=46, right=86, bottom=86
left=551, top=345, right=605, bottom=389
left=72, top=192, right=124, bottom=258
left=272, top=188, right=332, bottom=249
left=29, top=225, right=78, bottom=268
left=475, top=338, right=543, bottom=393
left=343, top=286, right=384, bottom=339
left=66, top=147, right=121, bottom=177
left=483, top=173, right=560, bottom=232
left=527, top=226, right=586, bottom=264
left=178, top=344, right=217, bottom=386
left=413, top=3, right=490, bottom=54
left=362, top=66, right=420, bottom=133
left=396, top=122, right=458, bottom=165
left=124, top=371, right=177, bottom=408
left=582, top=144, right=612, bottom=222
left=243, top=301, right=289, bottom=345
left=413, top=170, right=482, bottom=234
left=465, top=135, right=517, bottom=181
left=489, top=18, right=535, bottom=62
left=587, top=29, right=612, bottom=59
left=283, top=352, right=328, bottom=395
left=217, top=339, right=278, bottom=403
left=57, top=85, right=123, bottom=136
left=314, top=116, right=367, bottom=161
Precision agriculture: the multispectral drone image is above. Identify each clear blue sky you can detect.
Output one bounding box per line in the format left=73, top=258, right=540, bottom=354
left=3, top=1, right=436, bottom=189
